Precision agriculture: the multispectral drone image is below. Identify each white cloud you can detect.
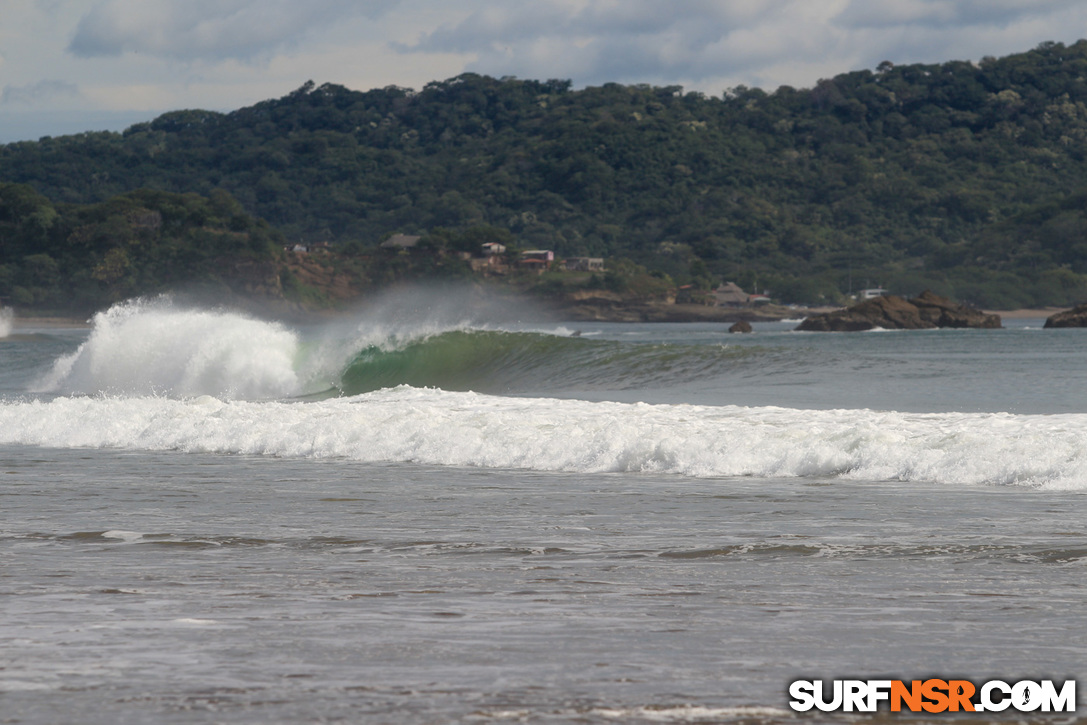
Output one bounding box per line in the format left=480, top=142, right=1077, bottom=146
left=404, top=0, right=847, bottom=90
left=835, top=0, right=1083, bottom=30
left=68, top=0, right=400, bottom=61
left=4, top=0, right=1087, bottom=143
left=400, top=0, right=1087, bottom=92
left=826, top=1, right=1087, bottom=77
left=2, top=80, right=82, bottom=106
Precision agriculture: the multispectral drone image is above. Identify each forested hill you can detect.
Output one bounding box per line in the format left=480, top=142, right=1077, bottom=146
left=6, top=40, right=1087, bottom=308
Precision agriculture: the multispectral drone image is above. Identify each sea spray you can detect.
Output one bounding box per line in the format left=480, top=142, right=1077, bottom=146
left=28, top=296, right=580, bottom=399
left=0, top=308, right=12, bottom=338
left=295, top=283, right=580, bottom=392
left=34, top=298, right=304, bottom=399
left=2, top=387, right=1085, bottom=489
left=28, top=296, right=752, bottom=399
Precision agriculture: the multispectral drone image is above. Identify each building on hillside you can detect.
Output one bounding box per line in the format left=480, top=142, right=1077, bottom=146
left=859, top=287, right=888, bottom=300
left=748, top=293, right=772, bottom=305
left=481, top=242, right=506, bottom=256
left=714, top=282, right=749, bottom=307
left=564, top=257, right=605, bottom=272
left=519, top=249, right=554, bottom=274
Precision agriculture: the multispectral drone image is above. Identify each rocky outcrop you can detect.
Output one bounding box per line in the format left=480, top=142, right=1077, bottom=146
left=728, top=320, right=753, bottom=333
left=910, top=290, right=1001, bottom=328
left=797, top=291, right=1001, bottom=332
left=1044, top=303, right=1087, bottom=328
left=796, top=295, right=923, bottom=331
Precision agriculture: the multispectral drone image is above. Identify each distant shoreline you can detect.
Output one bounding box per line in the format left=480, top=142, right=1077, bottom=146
left=984, top=307, right=1068, bottom=319
left=5, top=305, right=1073, bottom=329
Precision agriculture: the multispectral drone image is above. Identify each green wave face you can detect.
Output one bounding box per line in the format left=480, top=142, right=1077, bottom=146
left=337, top=329, right=764, bottom=396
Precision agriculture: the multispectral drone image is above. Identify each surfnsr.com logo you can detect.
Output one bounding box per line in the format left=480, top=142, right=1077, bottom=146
left=789, top=679, right=1076, bottom=713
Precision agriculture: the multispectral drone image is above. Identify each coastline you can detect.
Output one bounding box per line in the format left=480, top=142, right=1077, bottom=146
left=552, top=298, right=837, bottom=323
left=3, top=304, right=1074, bottom=329
left=557, top=302, right=1072, bottom=324
left=983, top=307, right=1067, bottom=319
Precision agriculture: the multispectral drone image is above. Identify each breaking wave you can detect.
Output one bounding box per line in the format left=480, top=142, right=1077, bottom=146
left=32, top=297, right=761, bottom=399
left=11, top=297, right=1087, bottom=489
left=2, top=387, right=1085, bottom=489
left=34, top=299, right=302, bottom=399
left=336, top=329, right=761, bottom=396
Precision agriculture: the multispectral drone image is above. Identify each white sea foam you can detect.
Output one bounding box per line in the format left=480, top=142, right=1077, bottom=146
left=1, top=388, right=1085, bottom=489
left=101, top=530, right=145, bottom=543
left=593, top=705, right=791, bottom=721
left=34, top=298, right=304, bottom=399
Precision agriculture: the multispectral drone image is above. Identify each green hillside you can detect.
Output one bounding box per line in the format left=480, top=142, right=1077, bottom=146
left=0, top=185, right=285, bottom=311
left=5, top=40, right=1087, bottom=309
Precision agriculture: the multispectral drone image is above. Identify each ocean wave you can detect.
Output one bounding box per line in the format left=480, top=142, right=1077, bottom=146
left=33, top=298, right=303, bottom=399
left=31, top=297, right=767, bottom=399
left=2, top=387, right=1085, bottom=489
left=335, top=329, right=762, bottom=396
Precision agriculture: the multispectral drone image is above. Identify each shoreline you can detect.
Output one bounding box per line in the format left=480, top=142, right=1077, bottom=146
left=554, top=301, right=1071, bottom=324
left=4, top=305, right=1073, bottom=328
left=983, top=307, right=1067, bottom=319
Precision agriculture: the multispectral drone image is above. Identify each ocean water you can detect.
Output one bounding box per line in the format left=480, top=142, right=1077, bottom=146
left=2, top=294, right=1086, bottom=724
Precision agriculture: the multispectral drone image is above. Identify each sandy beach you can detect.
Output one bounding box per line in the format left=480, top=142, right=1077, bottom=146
left=984, top=307, right=1069, bottom=319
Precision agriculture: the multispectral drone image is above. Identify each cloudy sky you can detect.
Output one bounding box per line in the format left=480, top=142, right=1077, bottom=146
left=2, top=0, right=1086, bottom=143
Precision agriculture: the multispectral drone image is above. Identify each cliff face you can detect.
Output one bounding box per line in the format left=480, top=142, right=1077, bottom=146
left=797, top=292, right=1001, bottom=331
left=1044, top=303, right=1087, bottom=328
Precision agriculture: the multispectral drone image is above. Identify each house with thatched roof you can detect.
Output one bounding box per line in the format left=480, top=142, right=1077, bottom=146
left=714, top=282, right=749, bottom=307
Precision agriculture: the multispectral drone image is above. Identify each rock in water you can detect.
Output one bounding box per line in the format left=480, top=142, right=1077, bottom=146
left=1044, top=303, right=1087, bottom=328
left=797, top=291, right=1001, bottom=332
left=909, top=290, right=1001, bottom=329
left=796, top=295, right=926, bottom=331
left=728, top=320, right=753, bottom=333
